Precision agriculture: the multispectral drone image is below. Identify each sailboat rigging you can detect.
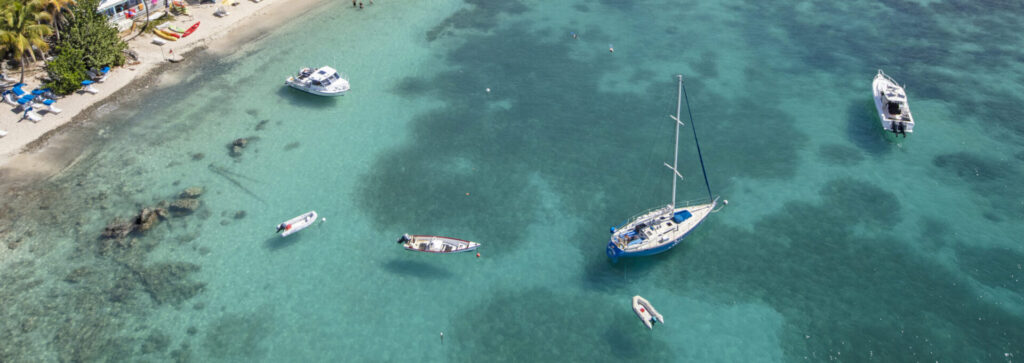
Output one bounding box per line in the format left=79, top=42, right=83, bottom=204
left=606, top=75, right=720, bottom=263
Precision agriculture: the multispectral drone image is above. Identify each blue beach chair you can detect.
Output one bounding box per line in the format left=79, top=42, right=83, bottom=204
left=38, top=98, right=61, bottom=114
left=1, top=90, right=17, bottom=105
left=12, top=83, right=27, bottom=96
left=21, top=106, right=42, bottom=122
left=81, top=80, right=99, bottom=94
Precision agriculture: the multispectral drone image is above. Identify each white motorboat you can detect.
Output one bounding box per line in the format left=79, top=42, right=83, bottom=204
left=606, top=75, right=721, bottom=262
left=397, top=234, right=480, bottom=254
left=285, top=66, right=350, bottom=96
left=275, top=211, right=318, bottom=237
left=632, top=295, right=664, bottom=329
left=872, top=70, right=914, bottom=136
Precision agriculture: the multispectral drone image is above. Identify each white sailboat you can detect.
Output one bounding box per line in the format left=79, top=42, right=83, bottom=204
left=606, top=75, right=721, bottom=263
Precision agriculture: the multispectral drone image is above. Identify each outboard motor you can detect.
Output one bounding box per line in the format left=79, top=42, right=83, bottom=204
left=397, top=233, right=411, bottom=244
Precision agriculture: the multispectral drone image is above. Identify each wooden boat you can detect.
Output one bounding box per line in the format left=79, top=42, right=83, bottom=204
left=632, top=295, right=664, bottom=329
left=397, top=234, right=480, bottom=254
left=182, top=21, right=200, bottom=37
left=154, top=29, right=179, bottom=41
left=276, top=211, right=318, bottom=237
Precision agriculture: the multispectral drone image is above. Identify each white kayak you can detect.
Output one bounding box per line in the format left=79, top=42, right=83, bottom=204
left=276, top=211, right=318, bottom=237
left=632, top=295, right=664, bottom=329
left=397, top=234, right=480, bottom=253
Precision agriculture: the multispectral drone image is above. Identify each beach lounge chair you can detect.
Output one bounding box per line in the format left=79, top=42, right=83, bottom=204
left=12, top=83, right=27, bottom=96
left=14, top=94, right=36, bottom=111
left=22, top=107, right=42, bottom=123
left=81, top=80, right=99, bottom=94
left=87, top=67, right=110, bottom=83
left=37, top=99, right=61, bottom=114
left=2, top=90, right=17, bottom=105
left=0, top=129, right=8, bottom=138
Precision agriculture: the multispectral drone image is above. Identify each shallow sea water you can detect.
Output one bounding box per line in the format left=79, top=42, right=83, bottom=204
left=1, top=0, right=1023, bottom=361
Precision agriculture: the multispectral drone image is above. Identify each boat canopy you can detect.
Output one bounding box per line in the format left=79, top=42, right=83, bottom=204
left=672, top=210, right=692, bottom=223
left=310, top=67, right=340, bottom=81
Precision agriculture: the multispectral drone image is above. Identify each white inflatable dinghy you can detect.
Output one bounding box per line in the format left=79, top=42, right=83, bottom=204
left=632, top=295, right=664, bottom=329
left=276, top=211, right=318, bottom=237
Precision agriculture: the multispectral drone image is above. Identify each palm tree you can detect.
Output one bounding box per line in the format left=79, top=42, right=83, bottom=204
left=0, top=1, right=54, bottom=83
left=33, top=0, right=75, bottom=42
left=129, top=0, right=150, bottom=41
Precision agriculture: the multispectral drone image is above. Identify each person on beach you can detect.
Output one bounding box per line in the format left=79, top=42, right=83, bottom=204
left=359, top=2, right=363, bottom=8
left=352, top=0, right=355, bottom=6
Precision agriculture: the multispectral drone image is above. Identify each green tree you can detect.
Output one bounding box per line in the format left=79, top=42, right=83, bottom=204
left=44, top=0, right=126, bottom=93
left=42, top=43, right=84, bottom=94
left=61, top=0, right=125, bottom=69
left=0, top=1, right=54, bottom=83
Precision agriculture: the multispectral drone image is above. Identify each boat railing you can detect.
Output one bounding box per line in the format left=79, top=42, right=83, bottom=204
left=612, top=197, right=717, bottom=230
left=613, top=205, right=673, bottom=230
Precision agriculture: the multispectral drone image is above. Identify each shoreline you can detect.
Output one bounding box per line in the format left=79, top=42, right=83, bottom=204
left=0, top=0, right=324, bottom=185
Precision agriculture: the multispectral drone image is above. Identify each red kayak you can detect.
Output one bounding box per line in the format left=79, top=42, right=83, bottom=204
left=181, top=21, right=200, bottom=37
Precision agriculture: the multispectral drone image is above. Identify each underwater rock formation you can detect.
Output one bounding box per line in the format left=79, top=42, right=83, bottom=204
left=137, top=262, right=206, bottom=305
left=229, top=138, right=248, bottom=157
left=180, top=186, right=204, bottom=199
left=169, top=198, right=200, bottom=215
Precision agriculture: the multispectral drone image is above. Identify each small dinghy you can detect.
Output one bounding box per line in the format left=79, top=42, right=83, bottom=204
left=397, top=234, right=480, bottom=254
left=275, top=211, right=318, bottom=237
left=632, top=295, right=664, bottom=329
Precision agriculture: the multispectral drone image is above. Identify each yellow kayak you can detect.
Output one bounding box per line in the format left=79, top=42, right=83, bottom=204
left=154, top=29, right=178, bottom=41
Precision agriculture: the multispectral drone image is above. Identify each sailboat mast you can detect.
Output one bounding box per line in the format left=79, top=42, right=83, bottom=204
left=681, top=77, right=714, bottom=201
left=671, top=75, right=683, bottom=209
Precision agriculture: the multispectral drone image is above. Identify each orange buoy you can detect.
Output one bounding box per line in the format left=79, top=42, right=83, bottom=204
left=476, top=252, right=480, bottom=258
left=465, top=192, right=470, bottom=196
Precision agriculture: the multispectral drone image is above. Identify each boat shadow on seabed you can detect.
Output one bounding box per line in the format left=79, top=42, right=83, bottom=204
left=381, top=259, right=454, bottom=280
left=264, top=231, right=306, bottom=250
left=275, top=87, right=341, bottom=109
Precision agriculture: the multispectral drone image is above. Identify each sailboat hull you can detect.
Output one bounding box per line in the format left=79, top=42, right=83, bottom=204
left=606, top=201, right=715, bottom=262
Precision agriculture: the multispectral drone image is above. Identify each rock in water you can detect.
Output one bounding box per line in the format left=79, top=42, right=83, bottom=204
left=170, top=198, right=200, bottom=215
left=180, top=186, right=204, bottom=199
left=229, top=138, right=248, bottom=157
left=135, top=208, right=159, bottom=232
left=102, top=218, right=134, bottom=239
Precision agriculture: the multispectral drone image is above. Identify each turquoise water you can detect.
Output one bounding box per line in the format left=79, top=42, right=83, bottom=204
left=2, top=0, right=1024, bottom=361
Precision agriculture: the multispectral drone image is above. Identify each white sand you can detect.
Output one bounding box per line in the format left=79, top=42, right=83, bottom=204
left=0, top=0, right=323, bottom=171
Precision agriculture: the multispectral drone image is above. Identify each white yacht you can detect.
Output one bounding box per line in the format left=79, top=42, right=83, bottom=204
left=285, top=66, right=350, bottom=96
left=872, top=70, right=914, bottom=136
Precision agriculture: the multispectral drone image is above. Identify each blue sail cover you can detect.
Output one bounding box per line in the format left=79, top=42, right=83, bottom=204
left=672, top=210, right=692, bottom=223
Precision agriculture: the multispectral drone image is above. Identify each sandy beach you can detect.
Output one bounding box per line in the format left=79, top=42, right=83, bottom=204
left=0, top=0, right=323, bottom=180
